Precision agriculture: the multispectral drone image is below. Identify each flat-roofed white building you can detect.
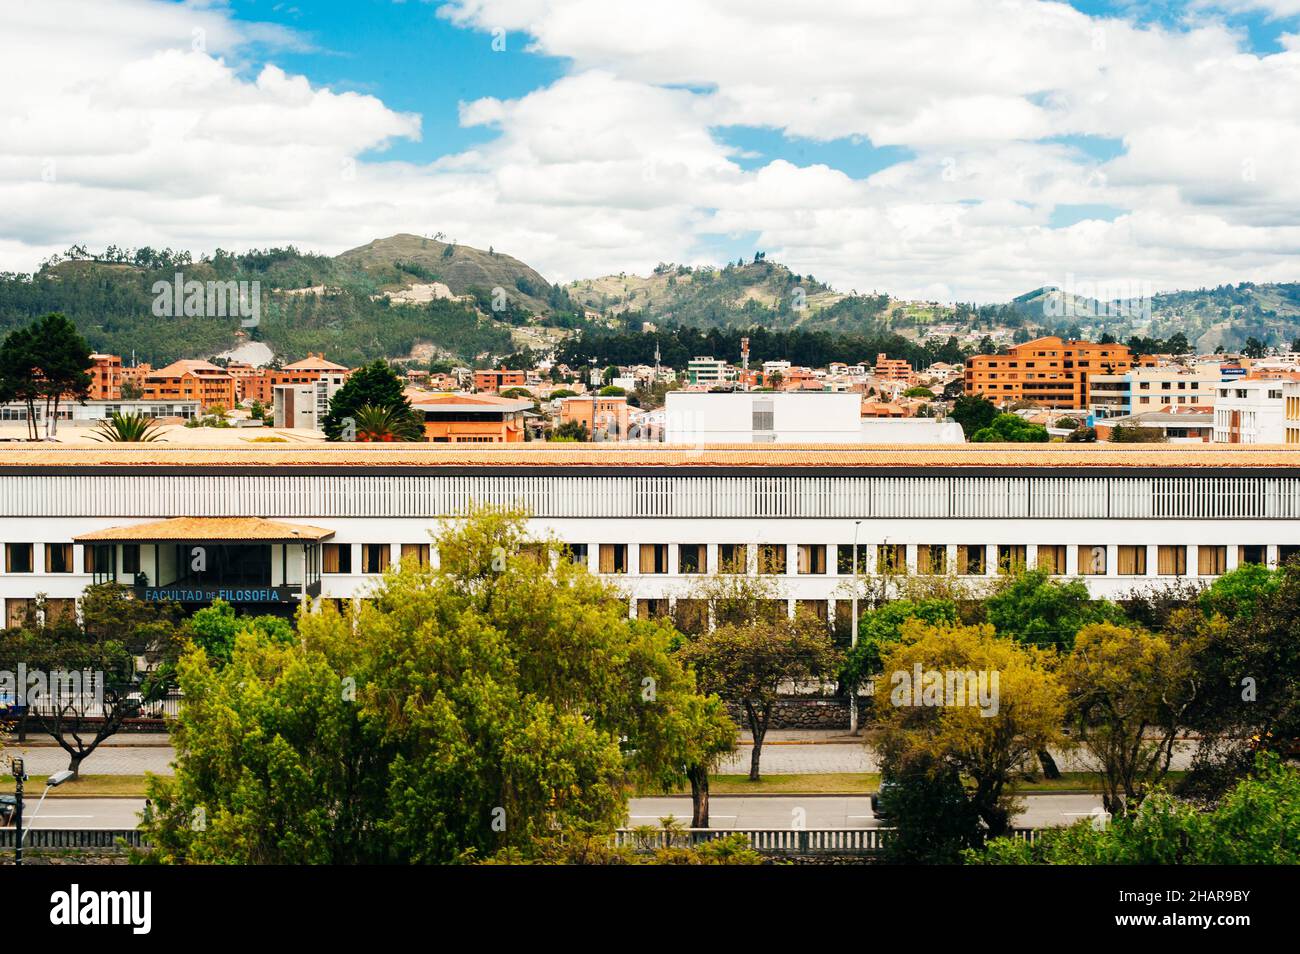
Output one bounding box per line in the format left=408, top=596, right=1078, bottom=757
left=666, top=391, right=863, bottom=443
left=2, top=444, right=1300, bottom=628
left=1214, top=379, right=1285, bottom=443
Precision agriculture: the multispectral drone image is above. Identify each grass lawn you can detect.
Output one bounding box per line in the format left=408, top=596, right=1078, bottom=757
left=640, top=771, right=1187, bottom=797
left=20, top=775, right=149, bottom=797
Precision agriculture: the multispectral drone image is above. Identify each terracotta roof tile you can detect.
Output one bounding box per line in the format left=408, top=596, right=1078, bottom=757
left=3, top=443, right=1300, bottom=469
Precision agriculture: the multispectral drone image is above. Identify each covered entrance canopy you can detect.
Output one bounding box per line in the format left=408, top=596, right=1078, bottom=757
left=75, top=517, right=334, bottom=608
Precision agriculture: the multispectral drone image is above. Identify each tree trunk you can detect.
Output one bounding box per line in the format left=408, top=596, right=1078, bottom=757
left=1037, top=749, right=1061, bottom=780
left=67, top=751, right=84, bottom=780
left=688, top=763, right=710, bottom=828
left=746, top=701, right=768, bottom=782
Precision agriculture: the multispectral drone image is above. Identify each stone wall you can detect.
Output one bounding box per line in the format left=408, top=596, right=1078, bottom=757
left=726, top=697, right=850, bottom=730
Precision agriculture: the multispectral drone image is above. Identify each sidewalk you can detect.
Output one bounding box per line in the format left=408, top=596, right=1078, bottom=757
left=10, top=733, right=172, bottom=748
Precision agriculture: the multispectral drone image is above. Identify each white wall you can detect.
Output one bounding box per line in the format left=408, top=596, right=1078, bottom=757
left=666, top=391, right=862, bottom=443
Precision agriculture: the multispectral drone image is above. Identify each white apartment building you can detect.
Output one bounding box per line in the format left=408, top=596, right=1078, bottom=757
left=1285, top=380, right=1300, bottom=445
left=0, top=399, right=200, bottom=423
left=1213, top=379, right=1286, bottom=444
left=686, top=357, right=729, bottom=387
left=272, top=373, right=348, bottom=431
left=665, top=392, right=863, bottom=443
left=1088, top=365, right=1220, bottom=419
left=3, top=444, right=1300, bottom=629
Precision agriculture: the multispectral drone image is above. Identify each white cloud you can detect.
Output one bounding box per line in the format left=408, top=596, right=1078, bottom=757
left=0, top=0, right=1298, bottom=303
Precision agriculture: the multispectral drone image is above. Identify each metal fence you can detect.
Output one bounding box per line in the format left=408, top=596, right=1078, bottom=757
left=0, top=828, right=145, bottom=849
left=614, top=826, right=1041, bottom=855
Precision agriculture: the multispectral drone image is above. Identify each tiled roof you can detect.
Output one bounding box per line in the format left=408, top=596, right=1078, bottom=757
left=4, top=443, right=1300, bottom=469
left=74, top=517, right=335, bottom=542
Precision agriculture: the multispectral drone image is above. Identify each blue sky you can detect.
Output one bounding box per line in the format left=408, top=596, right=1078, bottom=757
left=5, top=0, right=1298, bottom=300
left=226, top=0, right=1291, bottom=175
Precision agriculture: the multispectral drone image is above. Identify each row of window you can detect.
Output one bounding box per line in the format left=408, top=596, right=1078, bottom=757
left=4, top=541, right=1291, bottom=579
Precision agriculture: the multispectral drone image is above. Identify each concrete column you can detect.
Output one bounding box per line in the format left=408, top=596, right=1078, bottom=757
left=1226, top=544, right=1240, bottom=572
left=706, top=543, right=718, bottom=576
left=1026, top=544, right=1038, bottom=573
left=1268, top=544, right=1279, bottom=569
left=1105, top=544, right=1118, bottom=577
left=946, top=544, right=958, bottom=577
left=668, top=543, right=679, bottom=575
left=1146, top=544, right=1158, bottom=576
left=1065, top=544, right=1079, bottom=577
left=985, top=544, right=997, bottom=576
left=1187, top=544, right=1199, bottom=579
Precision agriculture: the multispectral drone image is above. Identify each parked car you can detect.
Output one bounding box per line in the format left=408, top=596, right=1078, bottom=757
left=870, top=777, right=901, bottom=819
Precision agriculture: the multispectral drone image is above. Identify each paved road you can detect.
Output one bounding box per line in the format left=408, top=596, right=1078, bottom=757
left=8, top=738, right=1196, bottom=776
left=15, top=797, right=145, bottom=829
left=718, top=741, right=1194, bottom=775
left=630, top=794, right=1106, bottom=829
left=16, top=794, right=1106, bottom=831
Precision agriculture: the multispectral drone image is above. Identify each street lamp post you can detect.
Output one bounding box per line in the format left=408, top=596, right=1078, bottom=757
left=9, top=759, right=74, bottom=865
left=850, top=519, right=862, bottom=734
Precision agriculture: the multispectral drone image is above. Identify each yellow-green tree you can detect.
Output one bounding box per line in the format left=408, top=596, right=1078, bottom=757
left=141, top=506, right=733, bottom=862
left=873, top=621, right=1067, bottom=836
left=1064, top=621, right=1201, bottom=817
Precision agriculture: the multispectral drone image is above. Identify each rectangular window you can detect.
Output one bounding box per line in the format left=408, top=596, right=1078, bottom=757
left=832, top=600, right=855, bottom=646
left=877, top=543, right=906, bottom=574
left=837, top=544, right=869, bottom=575
left=121, top=544, right=140, bottom=575
left=1037, top=545, right=1067, bottom=575
left=400, top=543, right=431, bottom=567
left=757, top=544, right=786, bottom=575
left=917, top=544, right=947, bottom=575
left=1078, top=545, right=1107, bottom=575
left=718, top=543, right=747, bottom=574
left=997, top=545, right=1026, bottom=575
left=5, top=543, right=33, bottom=574
left=564, top=543, right=588, bottom=566
left=1198, top=545, right=1227, bottom=576
left=1158, top=545, right=1186, bottom=576
left=599, top=544, right=627, bottom=574
left=1280, top=544, right=1300, bottom=565
left=636, top=598, right=669, bottom=620
left=752, top=399, right=774, bottom=432
left=678, top=543, right=704, bottom=574
left=44, top=543, right=74, bottom=574
left=797, top=544, right=826, bottom=574
left=44, top=598, right=77, bottom=623
left=1117, top=545, right=1147, bottom=575
left=957, top=545, right=985, bottom=575
left=673, top=599, right=708, bottom=635
left=362, top=544, right=390, bottom=574
left=639, top=543, right=668, bottom=574
left=323, top=543, right=352, bottom=574
left=5, top=597, right=33, bottom=628
left=795, top=600, right=828, bottom=624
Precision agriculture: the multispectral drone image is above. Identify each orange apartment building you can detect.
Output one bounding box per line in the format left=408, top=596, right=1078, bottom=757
left=141, top=360, right=237, bottom=410
left=560, top=395, right=631, bottom=439
left=241, top=353, right=352, bottom=404
left=964, top=336, right=1141, bottom=409
left=872, top=353, right=915, bottom=384
left=87, top=354, right=123, bottom=400
left=408, top=392, right=531, bottom=443
left=474, top=368, right=528, bottom=392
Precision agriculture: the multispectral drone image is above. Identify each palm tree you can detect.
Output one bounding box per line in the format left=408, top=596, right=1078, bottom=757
left=89, top=412, right=166, bottom=442
left=351, top=403, right=422, bottom=442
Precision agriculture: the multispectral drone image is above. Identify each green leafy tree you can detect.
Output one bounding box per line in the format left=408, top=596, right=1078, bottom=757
left=1109, top=423, right=1166, bottom=443
left=322, top=360, right=416, bottom=441
left=185, top=599, right=295, bottom=666
left=141, top=507, right=729, bottom=863
left=1065, top=622, right=1201, bottom=816
left=971, top=755, right=1300, bottom=865
left=0, top=584, right=181, bottom=776
left=949, top=395, right=997, bottom=439
left=679, top=611, right=840, bottom=781
left=985, top=568, right=1125, bottom=649
left=873, top=621, right=1067, bottom=837
left=971, top=413, right=1049, bottom=443
left=841, top=598, right=958, bottom=698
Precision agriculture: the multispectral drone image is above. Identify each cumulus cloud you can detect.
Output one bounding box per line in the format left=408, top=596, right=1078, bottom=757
left=1, top=0, right=1299, bottom=301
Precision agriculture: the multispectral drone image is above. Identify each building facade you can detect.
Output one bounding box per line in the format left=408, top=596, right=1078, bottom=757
left=3, top=445, right=1299, bottom=627
left=1088, top=365, right=1221, bottom=419
left=409, top=393, right=531, bottom=442
left=665, top=392, right=863, bottom=443
left=1213, top=380, right=1285, bottom=444
left=965, top=336, right=1139, bottom=409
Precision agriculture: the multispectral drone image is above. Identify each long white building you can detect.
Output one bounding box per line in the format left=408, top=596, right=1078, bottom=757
left=2, top=444, right=1299, bottom=630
